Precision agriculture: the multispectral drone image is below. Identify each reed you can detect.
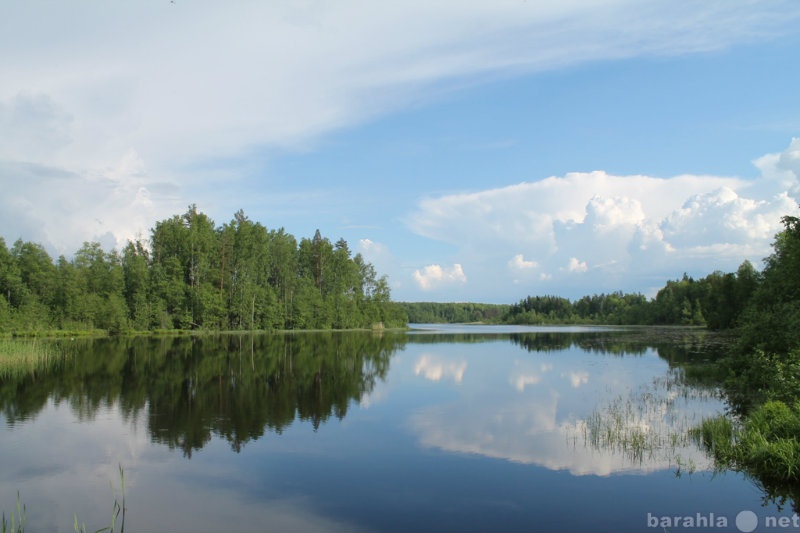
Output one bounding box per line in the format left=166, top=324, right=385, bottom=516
left=570, top=372, right=707, bottom=467
left=0, top=338, right=64, bottom=379
left=74, top=464, right=126, bottom=533
left=1, top=493, right=25, bottom=533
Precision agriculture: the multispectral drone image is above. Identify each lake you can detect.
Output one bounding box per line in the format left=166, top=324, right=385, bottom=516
left=0, top=325, right=794, bottom=532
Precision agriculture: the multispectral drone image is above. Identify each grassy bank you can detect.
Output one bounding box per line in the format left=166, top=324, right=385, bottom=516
left=694, top=401, right=800, bottom=484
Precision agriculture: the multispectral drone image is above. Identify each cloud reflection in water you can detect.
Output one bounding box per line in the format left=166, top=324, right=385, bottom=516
left=408, top=346, right=722, bottom=476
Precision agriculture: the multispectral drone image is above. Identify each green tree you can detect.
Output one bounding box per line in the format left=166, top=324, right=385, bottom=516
left=11, top=240, right=57, bottom=329
left=738, top=216, right=800, bottom=354
left=327, top=239, right=363, bottom=329
left=122, top=240, right=151, bottom=330
left=70, top=242, right=128, bottom=332
left=150, top=214, right=191, bottom=328
left=266, top=228, right=298, bottom=328
left=221, top=211, right=277, bottom=330
left=150, top=205, right=220, bottom=328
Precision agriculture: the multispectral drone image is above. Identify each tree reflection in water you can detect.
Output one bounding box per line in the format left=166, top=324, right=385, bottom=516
left=0, top=332, right=405, bottom=457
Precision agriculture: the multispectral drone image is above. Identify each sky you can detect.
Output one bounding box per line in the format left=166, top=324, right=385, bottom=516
left=2, top=0, right=800, bottom=303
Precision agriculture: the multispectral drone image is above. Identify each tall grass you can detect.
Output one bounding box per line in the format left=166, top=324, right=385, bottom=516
left=691, top=415, right=736, bottom=465
left=0, top=338, right=64, bottom=379
left=693, top=401, right=800, bottom=483
left=1, top=493, right=25, bottom=533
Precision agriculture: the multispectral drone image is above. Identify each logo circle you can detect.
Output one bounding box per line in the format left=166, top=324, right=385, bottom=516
left=736, top=510, right=758, bottom=533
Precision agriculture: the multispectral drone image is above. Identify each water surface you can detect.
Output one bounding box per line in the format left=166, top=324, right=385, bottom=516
left=0, top=326, right=791, bottom=532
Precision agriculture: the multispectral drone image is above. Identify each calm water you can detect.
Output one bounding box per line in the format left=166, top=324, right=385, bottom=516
left=0, top=326, right=793, bottom=532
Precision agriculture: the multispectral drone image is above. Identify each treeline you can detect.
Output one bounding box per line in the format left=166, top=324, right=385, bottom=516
left=399, top=301, right=510, bottom=323
left=0, top=205, right=406, bottom=334
left=503, top=261, right=759, bottom=329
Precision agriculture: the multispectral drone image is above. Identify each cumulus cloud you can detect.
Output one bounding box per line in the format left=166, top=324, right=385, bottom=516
left=406, top=141, right=800, bottom=299
left=564, top=257, right=588, bottom=273
left=413, top=263, right=467, bottom=290
left=406, top=172, right=742, bottom=250
left=661, top=186, right=795, bottom=253
left=508, top=254, right=542, bottom=285
left=359, top=238, right=386, bottom=255
left=752, top=137, right=800, bottom=201
left=508, top=254, right=538, bottom=270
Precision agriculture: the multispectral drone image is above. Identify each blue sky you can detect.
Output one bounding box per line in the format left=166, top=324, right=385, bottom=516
left=2, top=1, right=799, bottom=302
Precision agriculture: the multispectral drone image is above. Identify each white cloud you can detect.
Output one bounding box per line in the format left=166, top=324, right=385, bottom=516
left=406, top=171, right=743, bottom=251
left=661, top=186, right=795, bottom=252
left=564, top=257, right=589, bottom=273
left=508, top=254, right=541, bottom=285
left=8, top=1, right=791, bottom=169
left=586, top=195, right=646, bottom=232
left=508, top=254, right=538, bottom=270
left=413, top=263, right=467, bottom=290
left=359, top=238, right=384, bottom=254
left=406, top=141, right=800, bottom=299
left=752, top=137, right=800, bottom=201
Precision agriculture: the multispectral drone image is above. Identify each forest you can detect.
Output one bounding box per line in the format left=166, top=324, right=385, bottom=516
left=397, top=301, right=510, bottom=324
left=0, top=205, right=406, bottom=334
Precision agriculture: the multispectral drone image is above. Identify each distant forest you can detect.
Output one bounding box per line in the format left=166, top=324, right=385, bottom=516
left=402, top=261, right=759, bottom=330
left=0, top=205, right=406, bottom=333
left=397, top=302, right=510, bottom=324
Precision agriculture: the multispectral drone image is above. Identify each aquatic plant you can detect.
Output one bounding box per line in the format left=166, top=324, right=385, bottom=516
left=74, top=464, right=126, bottom=533
left=1, top=493, right=25, bottom=533
left=569, top=368, right=718, bottom=468
left=0, top=338, right=65, bottom=379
